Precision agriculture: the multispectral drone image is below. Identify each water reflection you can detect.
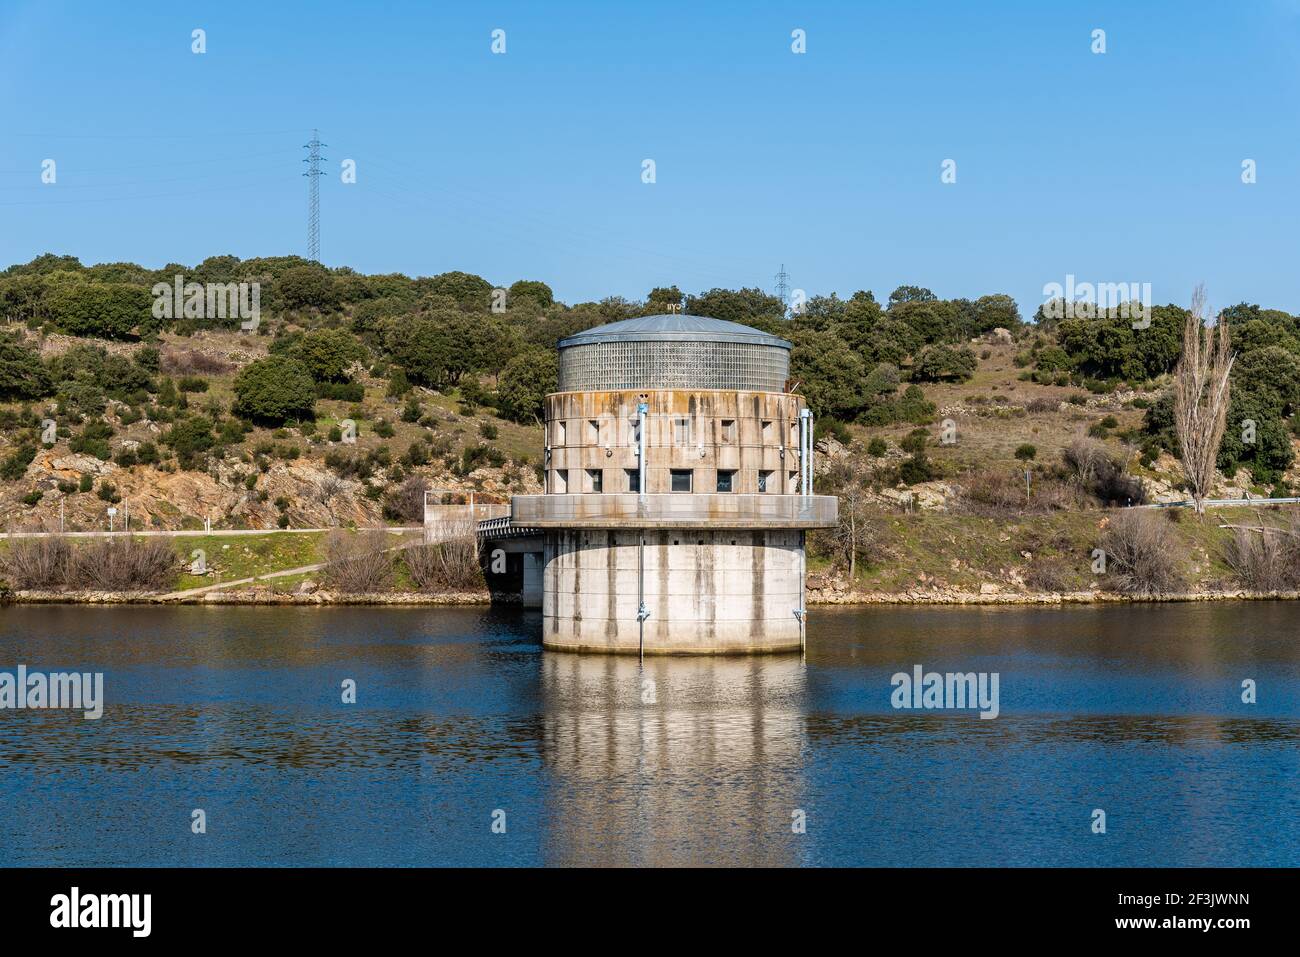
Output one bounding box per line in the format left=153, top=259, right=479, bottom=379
left=539, top=653, right=807, bottom=866
left=0, top=603, right=1294, bottom=866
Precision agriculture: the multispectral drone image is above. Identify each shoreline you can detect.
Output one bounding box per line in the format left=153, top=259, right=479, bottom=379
left=5, top=588, right=1298, bottom=607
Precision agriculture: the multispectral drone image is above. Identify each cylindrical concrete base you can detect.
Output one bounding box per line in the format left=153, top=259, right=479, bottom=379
left=541, top=528, right=805, bottom=654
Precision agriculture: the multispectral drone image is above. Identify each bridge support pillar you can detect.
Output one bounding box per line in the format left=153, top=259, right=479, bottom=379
left=522, top=552, right=543, bottom=609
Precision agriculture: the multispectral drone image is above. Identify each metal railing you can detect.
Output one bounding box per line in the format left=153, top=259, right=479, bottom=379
left=508, top=493, right=838, bottom=528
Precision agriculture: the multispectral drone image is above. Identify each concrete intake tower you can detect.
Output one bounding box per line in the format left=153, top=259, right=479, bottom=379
left=504, top=313, right=838, bottom=654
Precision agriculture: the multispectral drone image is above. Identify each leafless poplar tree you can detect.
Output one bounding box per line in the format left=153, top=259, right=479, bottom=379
left=1173, top=285, right=1233, bottom=514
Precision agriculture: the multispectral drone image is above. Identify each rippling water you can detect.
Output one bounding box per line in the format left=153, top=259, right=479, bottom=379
left=0, top=603, right=1295, bottom=866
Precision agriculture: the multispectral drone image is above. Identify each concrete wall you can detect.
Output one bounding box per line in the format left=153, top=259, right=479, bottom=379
left=545, top=389, right=806, bottom=496
left=541, top=528, right=806, bottom=654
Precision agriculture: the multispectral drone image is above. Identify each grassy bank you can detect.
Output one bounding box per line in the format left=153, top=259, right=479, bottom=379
left=3, top=505, right=1298, bottom=605
left=810, top=504, right=1289, bottom=597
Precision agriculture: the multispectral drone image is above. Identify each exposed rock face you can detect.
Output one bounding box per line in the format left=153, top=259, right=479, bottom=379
left=1140, top=454, right=1271, bottom=505
left=814, top=435, right=851, bottom=467
left=47, top=453, right=113, bottom=477
left=0, top=447, right=539, bottom=531
left=872, top=481, right=952, bottom=511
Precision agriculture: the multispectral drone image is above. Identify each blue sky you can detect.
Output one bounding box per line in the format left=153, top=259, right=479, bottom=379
left=1, top=0, right=1298, bottom=318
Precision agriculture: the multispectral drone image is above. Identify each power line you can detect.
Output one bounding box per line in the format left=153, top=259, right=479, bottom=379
left=303, top=130, right=327, bottom=262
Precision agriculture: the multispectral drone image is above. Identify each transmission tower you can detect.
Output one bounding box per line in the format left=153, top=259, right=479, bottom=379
left=774, top=263, right=790, bottom=317
left=302, top=130, right=327, bottom=262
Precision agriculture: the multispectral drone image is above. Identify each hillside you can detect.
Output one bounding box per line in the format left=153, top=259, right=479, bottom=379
left=4, top=253, right=1300, bottom=601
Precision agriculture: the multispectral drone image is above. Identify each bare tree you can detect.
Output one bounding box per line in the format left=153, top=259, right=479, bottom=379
left=1173, top=285, right=1233, bottom=514
left=825, top=461, right=875, bottom=581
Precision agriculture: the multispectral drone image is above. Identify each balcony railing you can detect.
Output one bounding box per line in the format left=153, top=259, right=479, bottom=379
left=509, top=493, right=838, bottom=529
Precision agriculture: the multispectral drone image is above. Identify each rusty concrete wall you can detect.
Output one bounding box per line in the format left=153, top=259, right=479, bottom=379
left=544, top=389, right=807, bottom=495
left=540, top=528, right=805, bottom=654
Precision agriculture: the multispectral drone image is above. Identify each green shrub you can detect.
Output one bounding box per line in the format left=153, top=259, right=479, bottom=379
left=0, top=444, right=36, bottom=480
left=69, top=420, right=114, bottom=460
left=911, top=344, right=977, bottom=383
left=233, top=355, right=316, bottom=424
left=162, top=415, right=215, bottom=468
left=315, top=381, right=366, bottom=402
left=900, top=428, right=928, bottom=455
left=899, top=454, right=938, bottom=485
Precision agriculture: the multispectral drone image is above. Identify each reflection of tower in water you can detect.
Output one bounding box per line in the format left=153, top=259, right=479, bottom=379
left=539, top=653, right=809, bottom=866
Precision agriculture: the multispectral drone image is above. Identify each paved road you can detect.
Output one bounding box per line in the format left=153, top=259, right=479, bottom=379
left=0, top=527, right=422, bottom=539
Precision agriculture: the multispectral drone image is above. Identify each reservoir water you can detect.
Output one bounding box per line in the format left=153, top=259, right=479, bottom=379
left=0, top=603, right=1295, bottom=866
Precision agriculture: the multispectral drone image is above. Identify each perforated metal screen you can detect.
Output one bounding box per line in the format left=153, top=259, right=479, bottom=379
left=558, top=340, right=789, bottom=392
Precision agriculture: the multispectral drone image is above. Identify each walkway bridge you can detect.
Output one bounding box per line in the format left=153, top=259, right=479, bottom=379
left=422, top=492, right=542, bottom=607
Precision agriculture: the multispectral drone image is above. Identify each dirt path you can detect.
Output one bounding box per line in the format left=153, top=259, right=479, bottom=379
left=155, top=535, right=428, bottom=601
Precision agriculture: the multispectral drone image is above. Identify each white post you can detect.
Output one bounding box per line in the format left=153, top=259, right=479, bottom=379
left=799, top=408, right=814, bottom=497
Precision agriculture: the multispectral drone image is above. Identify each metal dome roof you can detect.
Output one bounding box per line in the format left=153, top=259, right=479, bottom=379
left=558, top=314, right=791, bottom=350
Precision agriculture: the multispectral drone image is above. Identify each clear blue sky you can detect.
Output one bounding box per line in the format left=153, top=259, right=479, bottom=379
left=2, top=0, right=1298, bottom=318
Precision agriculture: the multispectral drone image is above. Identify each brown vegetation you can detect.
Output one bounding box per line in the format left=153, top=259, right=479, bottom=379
left=0, top=532, right=176, bottom=591
left=1098, top=511, right=1185, bottom=596
left=323, top=528, right=395, bottom=592
left=1223, top=517, right=1300, bottom=591
left=404, top=533, right=484, bottom=592
left=1061, top=439, right=1145, bottom=506
left=160, top=348, right=235, bottom=376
